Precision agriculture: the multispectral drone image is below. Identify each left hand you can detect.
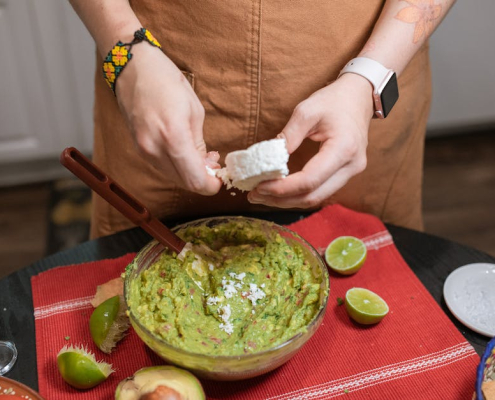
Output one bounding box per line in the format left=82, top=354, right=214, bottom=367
left=247, top=73, right=375, bottom=208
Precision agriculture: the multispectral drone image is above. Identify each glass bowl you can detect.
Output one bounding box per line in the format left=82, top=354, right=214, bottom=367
left=124, top=216, right=330, bottom=381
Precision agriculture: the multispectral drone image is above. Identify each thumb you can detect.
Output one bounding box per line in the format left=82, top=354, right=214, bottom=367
left=278, top=104, right=318, bottom=154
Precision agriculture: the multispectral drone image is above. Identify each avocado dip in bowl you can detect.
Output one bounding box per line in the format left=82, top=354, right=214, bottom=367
left=124, top=216, right=330, bottom=381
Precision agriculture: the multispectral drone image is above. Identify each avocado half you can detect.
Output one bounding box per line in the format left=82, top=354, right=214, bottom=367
left=115, top=366, right=205, bottom=400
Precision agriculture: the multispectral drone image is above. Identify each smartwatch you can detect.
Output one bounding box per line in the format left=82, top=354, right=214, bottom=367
left=338, top=57, right=399, bottom=119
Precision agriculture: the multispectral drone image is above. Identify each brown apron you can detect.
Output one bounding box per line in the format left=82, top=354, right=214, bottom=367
left=91, top=0, right=431, bottom=238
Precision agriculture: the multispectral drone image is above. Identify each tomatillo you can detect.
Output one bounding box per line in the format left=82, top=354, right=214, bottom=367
left=57, top=345, right=114, bottom=389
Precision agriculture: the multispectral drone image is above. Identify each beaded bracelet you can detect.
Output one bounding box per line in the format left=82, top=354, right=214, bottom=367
left=102, top=28, right=162, bottom=94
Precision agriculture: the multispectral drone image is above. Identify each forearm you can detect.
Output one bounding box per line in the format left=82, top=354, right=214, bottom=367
left=69, top=0, right=142, bottom=57
left=359, top=0, right=456, bottom=75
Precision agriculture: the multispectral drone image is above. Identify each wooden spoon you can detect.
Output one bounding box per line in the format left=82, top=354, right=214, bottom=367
left=60, top=147, right=186, bottom=254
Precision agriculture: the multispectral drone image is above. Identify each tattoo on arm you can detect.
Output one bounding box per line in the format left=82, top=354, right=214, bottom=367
left=395, top=0, right=443, bottom=44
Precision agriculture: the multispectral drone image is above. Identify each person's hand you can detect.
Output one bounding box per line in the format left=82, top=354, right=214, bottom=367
left=115, top=44, right=222, bottom=195
left=248, top=73, right=375, bottom=208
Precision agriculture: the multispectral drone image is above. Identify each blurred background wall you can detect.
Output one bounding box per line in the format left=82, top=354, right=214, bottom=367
left=427, top=0, right=495, bottom=132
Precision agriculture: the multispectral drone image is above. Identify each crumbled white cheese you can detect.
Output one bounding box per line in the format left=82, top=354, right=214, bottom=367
left=229, top=272, right=246, bottom=281
left=218, top=304, right=234, bottom=335
left=191, top=257, right=203, bottom=274
left=220, top=304, right=231, bottom=320
left=208, top=263, right=215, bottom=271
left=207, top=296, right=221, bottom=306
left=246, top=283, right=266, bottom=306
left=219, top=322, right=234, bottom=335
left=219, top=138, right=289, bottom=191
left=215, top=168, right=233, bottom=189
left=205, top=165, right=217, bottom=176
left=221, top=278, right=238, bottom=299
left=212, top=273, right=267, bottom=334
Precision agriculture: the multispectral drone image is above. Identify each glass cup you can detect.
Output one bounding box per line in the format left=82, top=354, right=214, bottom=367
left=0, top=341, right=17, bottom=375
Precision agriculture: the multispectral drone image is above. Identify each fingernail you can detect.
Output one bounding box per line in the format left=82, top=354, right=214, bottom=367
left=206, top=151, right=220, bottom=161
left=248, top=194, right=261, bottom=204
left=257, top=189, right=269, bottom=195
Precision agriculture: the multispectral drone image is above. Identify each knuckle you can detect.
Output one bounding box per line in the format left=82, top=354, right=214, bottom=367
left=300, top=175, right=321, bottom=193
left=354, top=155, right=367, bottom=173
left=134, top=132, right=156, bottom=156
left=301, top=194, right=323, bottom=209
left=266, top=185, right=286, bottom=197
left=293, top=102, right=314, bottom=122
left=160, top=121, right=190, bottom=145
left=339, top=143, right=358, bottom=162
left=184, top=176, right=206, bottom=193
left=164, top=120, right=185, bottom=136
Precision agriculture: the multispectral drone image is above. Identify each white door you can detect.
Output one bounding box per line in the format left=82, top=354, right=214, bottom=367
left=0, top=0, right=94, bottom=165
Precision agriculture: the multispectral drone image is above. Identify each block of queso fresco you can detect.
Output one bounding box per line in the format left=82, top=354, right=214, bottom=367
left=216, top=138, right=289, bottom=191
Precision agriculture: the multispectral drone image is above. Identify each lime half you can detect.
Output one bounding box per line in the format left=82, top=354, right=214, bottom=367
left=325, top=236, right=367, bottom=275
left=57, top=345, right=114, bottom=389
left=90, top=295, right=130, bottom=354
left=345, top=287, right=389, bottom=325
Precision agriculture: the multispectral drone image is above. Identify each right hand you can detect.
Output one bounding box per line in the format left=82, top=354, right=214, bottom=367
left=115, top=44, right=222, bottom=195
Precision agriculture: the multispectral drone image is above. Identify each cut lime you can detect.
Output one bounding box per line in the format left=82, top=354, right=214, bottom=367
left=57, top=345, right=114, bottom=389
left=325, top=236, right=367, bottom=275
left=90, top=295, right=129, bottom=354
left=345, top=287, right=389, bottom=325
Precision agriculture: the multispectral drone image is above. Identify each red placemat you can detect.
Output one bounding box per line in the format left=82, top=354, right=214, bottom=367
left=32, top=205, right=479, bottom=399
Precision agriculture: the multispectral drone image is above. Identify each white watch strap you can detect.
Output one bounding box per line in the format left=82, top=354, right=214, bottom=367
left=338, top=57, right=391, bottom=92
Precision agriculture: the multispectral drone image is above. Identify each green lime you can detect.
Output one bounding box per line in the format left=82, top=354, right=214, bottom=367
left=325, top=236, right=367, bottom=275
left=57, top=345, right=114, bottom=389
left=90, top=295, right=129, bottom=354
left=345, top=287, right=389, bottom=325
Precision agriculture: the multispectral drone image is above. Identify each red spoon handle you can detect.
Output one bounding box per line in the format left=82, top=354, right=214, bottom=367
left=60, top=147, right=186, bottom=254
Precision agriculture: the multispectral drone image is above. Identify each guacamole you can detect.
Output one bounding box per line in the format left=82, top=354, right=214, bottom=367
left=127, top=219, right=325, bottom=356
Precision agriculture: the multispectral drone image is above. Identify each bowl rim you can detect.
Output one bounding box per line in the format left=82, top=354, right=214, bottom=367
left=125, top=215, right=330, bottom=361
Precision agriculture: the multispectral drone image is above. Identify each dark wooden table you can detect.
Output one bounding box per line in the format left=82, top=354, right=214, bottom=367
left=0, top=211, right=493, bottom=392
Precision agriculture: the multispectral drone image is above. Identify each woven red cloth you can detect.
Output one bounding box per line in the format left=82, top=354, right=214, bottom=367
left=32, top=205, right=479, bottom=399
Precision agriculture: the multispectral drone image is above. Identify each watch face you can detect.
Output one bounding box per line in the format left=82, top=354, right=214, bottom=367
left=380, top=72, right=399, bottom=118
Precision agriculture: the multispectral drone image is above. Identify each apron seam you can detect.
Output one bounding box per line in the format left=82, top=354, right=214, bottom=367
left=247, top=0, right=262, bottom=147
left=254, top=0, right=262, bottom=143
